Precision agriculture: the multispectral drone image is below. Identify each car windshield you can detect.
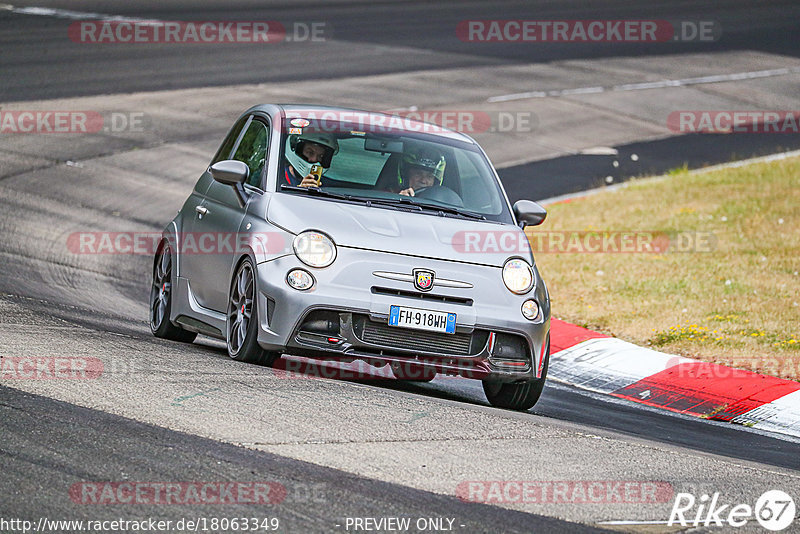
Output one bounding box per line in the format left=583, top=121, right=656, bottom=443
left=277, top=116, right=514, bottom=223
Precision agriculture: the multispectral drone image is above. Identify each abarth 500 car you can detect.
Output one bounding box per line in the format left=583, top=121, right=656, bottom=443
left=150, top=104, right=551, bottom=410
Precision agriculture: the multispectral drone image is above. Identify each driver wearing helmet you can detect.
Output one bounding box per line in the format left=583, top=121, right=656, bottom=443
left=283, top=132, right=339, bottom=188
left=398, top=145, right=446, bottom=197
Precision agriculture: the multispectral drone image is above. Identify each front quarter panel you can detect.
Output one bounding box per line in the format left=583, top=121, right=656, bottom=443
left=237, top=191, right=294, bottom=269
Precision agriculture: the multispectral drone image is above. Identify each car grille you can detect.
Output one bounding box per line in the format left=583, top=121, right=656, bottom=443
left=371, top=286, right=473, bottom=306
left=354, top=315, right=482, bottom=356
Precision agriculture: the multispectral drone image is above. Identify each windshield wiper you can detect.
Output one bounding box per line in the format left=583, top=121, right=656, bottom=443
left=379, top=198, right=486, bottom=220
left=424, top=204, right=486, bottom=220
left=280, top=184, right=359, bottom=202
left=280, top=186, right=421, bottom=212
left=355, top=197, right=423, bottom=212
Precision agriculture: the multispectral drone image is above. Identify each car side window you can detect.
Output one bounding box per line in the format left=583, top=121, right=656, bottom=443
left=231, top=118, right=269, bottom=189
left=455, top=149, right=502, bottom=215
left=211, top=116, right=249, bottom=165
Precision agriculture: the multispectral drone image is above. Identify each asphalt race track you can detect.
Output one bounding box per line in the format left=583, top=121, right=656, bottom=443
left=1, top=1, right=799, bottom=532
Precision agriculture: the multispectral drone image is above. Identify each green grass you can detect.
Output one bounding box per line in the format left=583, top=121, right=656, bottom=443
left=529, top=156, right=800, bottom=380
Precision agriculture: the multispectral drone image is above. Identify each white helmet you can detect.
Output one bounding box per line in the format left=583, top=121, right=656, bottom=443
left=285, top=132, right=339, bottom=177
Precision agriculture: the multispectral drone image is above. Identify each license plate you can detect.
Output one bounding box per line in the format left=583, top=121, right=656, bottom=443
left=388, top=305, right=456, bottom=334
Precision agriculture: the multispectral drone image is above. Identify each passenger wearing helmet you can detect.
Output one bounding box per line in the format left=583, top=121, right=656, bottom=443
left=283, top=131, right=339, bottom=187
left=398, top=145, right=446, bottom=197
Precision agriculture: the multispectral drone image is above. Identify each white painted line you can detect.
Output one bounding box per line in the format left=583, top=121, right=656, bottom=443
left=599, top=519, right=763, bottom=526
left=0, top=3, right=162, bottom=23
left=598, top=521, right=684, bottom=526
left=557, top=86, right=605, bottom=96
left=693, top=147, right=800, bottom=173
left=579, top=147, right=618, bottom=156
left=536, top=180, right=632, bottom=206
left=488, top=67, right=800, bottom=102
left=493, top=91, right=547, bottom=101
left=537, top=148, right=800, bottom=205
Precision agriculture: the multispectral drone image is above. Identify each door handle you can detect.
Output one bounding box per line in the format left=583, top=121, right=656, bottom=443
left=195, top=205, right=208, bottom=216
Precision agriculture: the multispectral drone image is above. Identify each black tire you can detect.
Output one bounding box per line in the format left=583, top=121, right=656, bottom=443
left=150, top=245, right=197, bottom=343
left=391, top=361, right=436, bottom=382
left=482, top=340, right=549, bottom=411
left=226, top=258, right=279, bottom=366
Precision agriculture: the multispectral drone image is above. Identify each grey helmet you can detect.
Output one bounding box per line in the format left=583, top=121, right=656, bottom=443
left=285, top=132, right=339, bottom=177
left=398, top=144, right=446, bottom=188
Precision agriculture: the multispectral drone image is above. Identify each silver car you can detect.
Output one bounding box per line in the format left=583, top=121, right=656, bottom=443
left=150, top=104, right=551, bottom=410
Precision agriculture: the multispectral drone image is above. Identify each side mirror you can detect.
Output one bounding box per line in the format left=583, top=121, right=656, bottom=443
left=513, top=200, right=547, bottom=228
left=210, top=160, right=249, bottom=186
left=210, top=160, right=249, bottom=207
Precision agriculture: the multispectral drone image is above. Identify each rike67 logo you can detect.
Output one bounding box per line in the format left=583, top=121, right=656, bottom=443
left=669, top=490, right=796, bottom=531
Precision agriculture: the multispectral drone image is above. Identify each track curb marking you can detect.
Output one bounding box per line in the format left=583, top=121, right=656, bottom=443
left=548, top=332, right=800, bottom=438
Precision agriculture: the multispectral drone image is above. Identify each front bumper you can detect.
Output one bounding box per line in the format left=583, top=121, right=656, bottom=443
left=255, top=248, right=550, bottom=383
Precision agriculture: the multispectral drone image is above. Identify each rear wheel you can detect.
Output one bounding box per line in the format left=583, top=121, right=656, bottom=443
left=150, top=245, right=197, bottom=343
left=483, top=341, right=549, bottom=411
left=226, top=258, right=279, bottom=366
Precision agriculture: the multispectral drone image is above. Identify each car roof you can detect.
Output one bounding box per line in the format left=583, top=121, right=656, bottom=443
left=253, top=104, right=477, bottom=144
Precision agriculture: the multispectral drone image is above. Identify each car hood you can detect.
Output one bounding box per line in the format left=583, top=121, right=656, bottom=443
left=267, top=194, right=526, bottom=268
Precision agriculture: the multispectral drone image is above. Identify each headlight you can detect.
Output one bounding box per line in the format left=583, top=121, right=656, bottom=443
left=502, top=258, right=533, bottom=294
left=293, top=231, right=336, bottom=268
left=287, top=269, right=315, bottom=290
left=521, top=299, right=539, bottom=320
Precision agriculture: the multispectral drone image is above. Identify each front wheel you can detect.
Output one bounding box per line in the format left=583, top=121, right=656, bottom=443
left=150, top=245, right=197, bottom=343
left=482, top=341, right=549, bottom=411
left=226, top=258, right=279, bottom=366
